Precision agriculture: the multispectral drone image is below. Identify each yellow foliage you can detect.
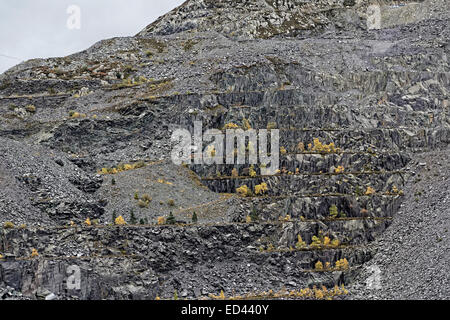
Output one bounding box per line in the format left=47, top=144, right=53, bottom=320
left=245, top=216, right=252, bottom=223
left=310, top=138, right=338, bottom=153
left=3, top=221, right=14, bottom=229
left=207, top=145, right=216, bottom=157
left=249, top=165, right=257, bottom=177
left=296, top=235, right=306, bottom=249
left=315, top=261, right=324, bottom=270
left=231, top=168, right=239, bottom=178
left=142, top=194, right=152, bottom=203
left=115, top=216, right=126, bottom=225
left=254, top=182, right=268, bottom=195
left=157, top=216, right=165, bottom=225
left=84, top=218, right=91, bottom=226
left=25, top=104, right=36, bottom=113
left=323, top=236, right=331, bottom=246
left=0, top=254, right=3, bottom=259
left=242, top=118, right=252, bottom=130
left=335, top=258, right=349, bottom=271
left=310, top=235, right=322, bottom=248
left=365, top=186, right=376, bottom=195
left=335, top=166, right=345, bottom=173
left=236, top=185, right=251, bottom=197
left=280, top=146, right=287, bottom=155
left=331, top=239, right=340, bottom=247
left=391, top=185, right=403, bottom=195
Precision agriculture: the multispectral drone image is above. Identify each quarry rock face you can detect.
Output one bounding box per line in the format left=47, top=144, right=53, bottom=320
left=0, top=0, right=449, bottom=299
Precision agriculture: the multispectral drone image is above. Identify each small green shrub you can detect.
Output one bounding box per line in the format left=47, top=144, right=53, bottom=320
left=166, top=212, right=176, bottom=225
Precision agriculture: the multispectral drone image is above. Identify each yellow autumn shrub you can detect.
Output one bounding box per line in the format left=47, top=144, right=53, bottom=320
left=335, top=258, right=349, bottom=271
left=315, top=261, right=324, bottom=270
left=31, top=248, right=39, bottom=258
left=224, top=122, right=239, bottom=129
left=236, top=185, right=251, bottom=197
left=365, top=186, right=376, bottom=195
left=335, top=166, right=345, bottom=173
left=115, top=216, right=126, bottom=225
left=157, top=216, right=165, bottom=225
left=254, top=182, right=268, bottom=195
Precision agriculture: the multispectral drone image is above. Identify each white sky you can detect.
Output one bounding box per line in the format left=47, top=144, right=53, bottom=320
left=0, top=0, right=184, bottom=73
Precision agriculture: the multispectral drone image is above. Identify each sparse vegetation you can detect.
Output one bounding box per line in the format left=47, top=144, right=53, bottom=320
left=69, top=111, right=87, bottom=119
left=115, top=216, right=126, bottom=225
left=208, top=285, right=349, bottom=300
left=142, top=194, right=152, bottom=203
left=25, top=105, right=36, bottom=113
left=329, top=205, right=338, bottom=219
left=236, top=185, right=251, bottom=197
left=249, top=165, right=257, bottom=177
left=365, top=186, right=376, bottom=195
left=31, top=248, right=39, bottom=258
left=182, top=39, right=198, bottom=51
left=138, top=200, right=148, bottom=208
left=224, top=122, right=239, bottom=129
left=100, top=162, right=147, bottom=175
left=308, top=138, right=338, bottom=153
left=254, top=182, right=268, bottom=195
left=3, top=221, right=14, bottom=229
left=166, top=212, right=176, bottom=225
left=315, top=261, right=324, bottom=270
left=157, top=216, right=165, bottom=225
left=295, top=235, right=306, bottom=249
left=334, top=166, right=345, bottom=173
left=335, top=258, right=350, bottom=271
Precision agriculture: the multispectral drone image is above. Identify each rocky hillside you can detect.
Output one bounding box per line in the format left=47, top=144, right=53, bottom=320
left=0, top=0, right=449, bottom=299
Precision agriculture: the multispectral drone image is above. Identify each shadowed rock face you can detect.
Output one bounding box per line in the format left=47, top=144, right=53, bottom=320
left=0, top=0, right=449, bottom=300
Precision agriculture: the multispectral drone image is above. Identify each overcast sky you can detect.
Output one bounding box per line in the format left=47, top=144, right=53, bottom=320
left=0, top=0, right=184, bottom=73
